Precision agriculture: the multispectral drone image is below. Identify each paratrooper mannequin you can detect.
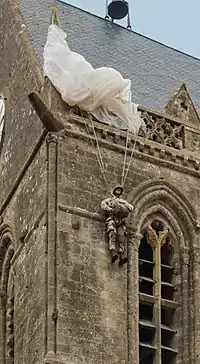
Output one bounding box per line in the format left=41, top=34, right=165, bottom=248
left=101, top=185, right=133, bottom=265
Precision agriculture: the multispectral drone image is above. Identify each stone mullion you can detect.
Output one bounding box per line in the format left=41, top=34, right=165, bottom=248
left=180, top=247, right=190, bottom=364
left=127, top=230, right=142, bottom=364
left=153, top=242, right=161, bottom=364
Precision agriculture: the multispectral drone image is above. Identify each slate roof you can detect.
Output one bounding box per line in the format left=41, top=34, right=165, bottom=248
left=19, top=0, right=200, bottom=112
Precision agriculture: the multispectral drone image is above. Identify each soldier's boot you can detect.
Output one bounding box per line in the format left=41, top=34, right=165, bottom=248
left=118, top=241, right=127, bottom=265
left=110, top=249, right=118, bottom=264
left=119, top=254, right=128, bottom=266
left=108, top=231, right=118, bottom=263
left=118, top=236, right=127, bottom=266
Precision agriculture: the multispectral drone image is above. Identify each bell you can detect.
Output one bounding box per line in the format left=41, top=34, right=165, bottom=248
left=108, top=0, right=129, bottom=20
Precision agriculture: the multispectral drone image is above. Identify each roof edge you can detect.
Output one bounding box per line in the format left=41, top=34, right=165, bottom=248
left=10, top=0, right=44, bottom=88
left=57, top=0, right=200, bottom=63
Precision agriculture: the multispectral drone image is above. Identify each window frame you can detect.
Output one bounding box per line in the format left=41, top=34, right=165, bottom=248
left=138, top=220, right=179, bottom=364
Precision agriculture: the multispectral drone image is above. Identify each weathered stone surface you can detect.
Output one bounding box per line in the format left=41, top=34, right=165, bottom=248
left=0, top=0, right=43, bottom=206
left=165, top=83, right=200, bottom=129
left=1, top=0, right=200, bottom=363
left=57, top=218, right=127, bottom=363
left=55, top=127, right=200, bottom=363
left=0, top=3, right=46, bottom=360
left=13, top=217, right=46, bottom=364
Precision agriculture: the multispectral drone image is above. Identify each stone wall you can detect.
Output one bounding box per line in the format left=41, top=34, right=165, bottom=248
left=1, top=0, right=200, bottom=359
left=13, top=215, right=46, bottom=364
left=0, top=3, right=47, bottom=361
left=0, top=0, right=43, bottom=206
left=2, top=140, right=47, bottom=364
left=56, top=135, right=128, bottom=363
left=52, top=117, right=200, bottom=363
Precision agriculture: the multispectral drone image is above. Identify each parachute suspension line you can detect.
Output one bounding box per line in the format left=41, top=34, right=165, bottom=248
left=121, top=129, right=129, bottom=187
left=123, top=132, right=139, bottom=188
left=89, top=117, right=110, bottom=189
left=84, top=121, right=103, bottom=172
left=84, top=121, right=105, bottom=180
left=89, top=115, right=107, bottom=175
left=84, top=115, right=110, bottom=190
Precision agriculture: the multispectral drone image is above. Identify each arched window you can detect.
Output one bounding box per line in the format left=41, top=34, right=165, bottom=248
left=0, top=230, right=15, bottom=364
left=139, top=219, right=178, bottom=364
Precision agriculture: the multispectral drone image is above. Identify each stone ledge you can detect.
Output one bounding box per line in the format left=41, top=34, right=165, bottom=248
left=44, top=359, right=66, bottom=364
left=44, top=352, right=71, bottom=364
left=59, top=203, right=104, bottom=222
left=61, top=127, right=200, bottom=178
left=66, top=105, right=199, bottom=151
left=63, top=108, right=200, bottom=158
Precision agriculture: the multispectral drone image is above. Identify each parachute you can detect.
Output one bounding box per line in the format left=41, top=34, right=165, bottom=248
left=43, top=24, right=144, bottom=134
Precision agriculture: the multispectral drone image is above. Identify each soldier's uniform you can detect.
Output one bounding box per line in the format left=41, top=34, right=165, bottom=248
left=101, top=186, right=133, bottom=265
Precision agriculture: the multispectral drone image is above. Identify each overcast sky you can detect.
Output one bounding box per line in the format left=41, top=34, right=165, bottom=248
left=64, top=0, right=200, bottom=59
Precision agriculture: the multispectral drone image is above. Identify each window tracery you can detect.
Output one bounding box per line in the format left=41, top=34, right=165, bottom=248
left=139, top=111, right=183, bottom=150
left=139, top=219, right=178, bottom=364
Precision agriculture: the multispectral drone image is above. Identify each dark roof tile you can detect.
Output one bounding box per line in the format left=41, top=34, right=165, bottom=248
left=19, top=0, right=200, bottom=112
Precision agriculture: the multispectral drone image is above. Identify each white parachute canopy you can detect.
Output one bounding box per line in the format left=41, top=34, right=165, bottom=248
left=43, top=24, right=143, bottom=134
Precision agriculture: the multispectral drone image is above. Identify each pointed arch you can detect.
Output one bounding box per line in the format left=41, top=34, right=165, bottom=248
left=0, top=224, right=15, bottom=363
left=126, top=178, right=195, bottom=364
left=127, top=178, right=196, bottom=246
left=165, top=83, right=200, bottom=129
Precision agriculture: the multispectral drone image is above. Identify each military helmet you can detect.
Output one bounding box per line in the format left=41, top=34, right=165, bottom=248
left=112, top=185, right=124, bottom=196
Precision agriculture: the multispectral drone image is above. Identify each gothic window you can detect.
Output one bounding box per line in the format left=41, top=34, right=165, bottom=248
left=139, top=219, right=178, bottom=364
left=0, top=232, right=15, bottom=364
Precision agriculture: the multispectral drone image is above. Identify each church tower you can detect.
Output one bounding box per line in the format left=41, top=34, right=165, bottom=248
left=0, top=1, right=200, bottom=363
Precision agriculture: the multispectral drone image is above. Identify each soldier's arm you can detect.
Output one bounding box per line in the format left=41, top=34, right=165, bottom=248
left=124, top=200, right=133, bottom=212
left=101, top=198, right=112, bottom=213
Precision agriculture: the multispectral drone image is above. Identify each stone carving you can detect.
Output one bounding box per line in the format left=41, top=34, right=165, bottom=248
left=46, top=132, right=58, bottom=144
left=0, top=227, right=15, bottom=364
left=101, top=185, right=133, bottom=265
left=165, top=83, right=200, bottom=129
left=129, top=179, right=196, bottom=227
left=184, top=129, right=200, bottom=152
left=139, top=111, right=183, bottom=149
left=145, top=219, right=169, bottom=248
left=6, top=283, right=14, bottom=363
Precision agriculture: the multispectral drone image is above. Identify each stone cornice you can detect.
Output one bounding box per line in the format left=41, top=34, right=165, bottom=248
left=62, top=116, right=200, bottom=178
left=28, top=92, right=200, bottom=177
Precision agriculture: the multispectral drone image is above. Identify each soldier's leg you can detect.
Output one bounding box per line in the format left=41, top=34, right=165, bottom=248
left=108, top=230, right=118, bottom=263
left=106, top=217, right=118, bottom=263
left=117, top=224, right=128, bottom=266
left=108, top=231, right=115, bottom=250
